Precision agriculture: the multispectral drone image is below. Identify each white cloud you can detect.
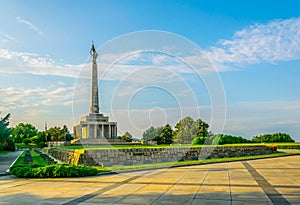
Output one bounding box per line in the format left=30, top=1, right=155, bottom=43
left=0, top=33, right=15, bottom=44
left=0, top=49, right=81, bottom=78
left=207, top=17, right=300, bottom=67
left=16, top=16, right=43, bottom=35
left=0, top=86, right=74, bottom=112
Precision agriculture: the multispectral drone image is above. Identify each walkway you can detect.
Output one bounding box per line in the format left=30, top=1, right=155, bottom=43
left=0, top=155, right=300, bottom=204
left=0, top=151, right=22, bottom=175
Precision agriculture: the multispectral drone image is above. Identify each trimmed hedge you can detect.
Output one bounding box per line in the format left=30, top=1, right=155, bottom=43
left=277, top=145, right=300, bottom=149
left=10, top=164, right=98, bottom=178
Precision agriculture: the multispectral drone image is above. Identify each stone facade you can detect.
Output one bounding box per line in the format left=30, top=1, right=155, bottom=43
left=44, top=145, right=276, bottom=167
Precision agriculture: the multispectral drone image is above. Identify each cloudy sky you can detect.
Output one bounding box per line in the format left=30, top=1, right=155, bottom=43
left=0, top=0, right=300, bottom=140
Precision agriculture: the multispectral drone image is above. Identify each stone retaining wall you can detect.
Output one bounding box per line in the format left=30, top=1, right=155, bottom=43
left=43, top=145, right=276, bottom=167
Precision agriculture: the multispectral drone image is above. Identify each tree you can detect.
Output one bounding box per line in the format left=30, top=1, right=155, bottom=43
left=121, top=131, right=133, bottom=142
left=173, top=117, right=209, bottom=144
left=251, top=133, right=294, bottom=143
left=155, top=124, right=173, bottom=144
left=0, top=113, right=14, bottom=151
left=217, top=134, right=249, bottom=145
left=12, top=123, right=38, bottom=143
left=46, top=125, right=70, bottom=142
left=142, top=126, right=164, bottom=141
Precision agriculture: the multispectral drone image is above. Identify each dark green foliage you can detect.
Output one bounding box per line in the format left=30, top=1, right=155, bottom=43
left=12, top=123, right=38, bottom=143
left=121, top=132, right=133, bottom=142
left=173, top=117, right=209, bottom=144
left=142, top=126, right=164, bottom=141
left=277, top=145, right=300, bottom=149
left=0, top=113, right=15, bottom=151
left=10, top=164, right=98, bottom=178
left=251, top=133, right=294, bottom=143
left=192, top=136, right=206, bottom=145
left=22, top=138, right=31, bottom=145
left=45, top=125, right=70, bottom=141
left=155, top=124, right=173, bottom=144
left=192, top=134, right=250, bottom=145
left=217, top=134, right=250, bottom=145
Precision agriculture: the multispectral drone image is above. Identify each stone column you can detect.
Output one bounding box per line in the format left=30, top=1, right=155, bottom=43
left=87, top=125, right=90, bottom=139
left=94, top=124, right=97, bottom=138
left=108, top=125, right=111, bottom=139
left=101, top=124, right=104, bottom=138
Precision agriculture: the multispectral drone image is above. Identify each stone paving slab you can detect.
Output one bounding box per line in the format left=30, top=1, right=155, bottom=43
left=0, top=155, right=300, bottom=204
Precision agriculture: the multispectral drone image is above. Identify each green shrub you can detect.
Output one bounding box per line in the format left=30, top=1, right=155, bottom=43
left=22, top=138, right=31, bottom=145
left=10, top=164, right=98, bottom=178
left=192, top=136, right=206, bottom=145
left=277, top=145, right=300, bottom=149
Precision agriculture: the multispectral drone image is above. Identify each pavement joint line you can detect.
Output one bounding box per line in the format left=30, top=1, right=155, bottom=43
left=191, top=164, right=210, bottom=203
left=149, top=168, right=198, bottom=205
left=61, top=169, right=161, bottom=205
left=62, top=175, right=142, bottom=205
left=227, top=164, right=233, bottom=205
left=113, top=181, right=149, bottom=204
left=242, top=161, right=291, bottom=205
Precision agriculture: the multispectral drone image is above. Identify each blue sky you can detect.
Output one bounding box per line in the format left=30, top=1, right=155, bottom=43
left=0, top=0, right=300, bottom=140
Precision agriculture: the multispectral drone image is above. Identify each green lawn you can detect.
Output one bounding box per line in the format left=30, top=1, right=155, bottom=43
left=12, top=150, right=48, bottom=167
left=15, top=143, right=40, bottom=149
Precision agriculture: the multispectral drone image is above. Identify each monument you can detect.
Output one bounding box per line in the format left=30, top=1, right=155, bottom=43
left=73, top=42, right=117, bottom=142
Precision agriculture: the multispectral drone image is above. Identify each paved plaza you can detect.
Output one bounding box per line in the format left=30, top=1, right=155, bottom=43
left=0, top=155, right=300, bottom=205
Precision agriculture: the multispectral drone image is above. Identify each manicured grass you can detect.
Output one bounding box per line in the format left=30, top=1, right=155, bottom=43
left=15, top=143, right=40, bottom=149
left=0, top=151, right=10, bottom=156
left=13, top=150, right=48, bottom=167
left=11, top=150, right=26, bottom=167
left=106, top=152, right=297, bottom=172
left=10, top=150, right=109, bottom=178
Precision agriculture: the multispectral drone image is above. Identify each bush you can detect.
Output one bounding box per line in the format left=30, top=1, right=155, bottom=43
left=192, top=136, right=206, bottom=145
left=251, top=133, right=294, bottom=143
left=277, top=145, right=300, bottom=149
left=39, top=141, right=45, bottom=148
left=0, top=138, right=15, bottom=151
left=22, top=138, right=31, bottom=145
left=10, top=164, right=99, bottom=178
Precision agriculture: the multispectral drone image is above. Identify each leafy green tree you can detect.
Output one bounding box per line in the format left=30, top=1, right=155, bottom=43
left=12, top=123, right=38, bottom=143
left=217, top=134, right=249, bottom=145
left=22, top=138, right=31, bottom=145
left=0, top=113, right=14, bottom=151
left=251, top=133, right=294, bottom=143
left=121, top=131, right=133, bottom=142
left=46, top=125, right=70, bottom=141
left=174, top=117, right=209, bottom=144
left=142, top=126, right=164, bottom=141
left=155, top=124, right=173, bottom=144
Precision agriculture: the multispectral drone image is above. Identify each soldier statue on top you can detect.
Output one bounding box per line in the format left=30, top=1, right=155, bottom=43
left=90, top=41, right=98, bottom=62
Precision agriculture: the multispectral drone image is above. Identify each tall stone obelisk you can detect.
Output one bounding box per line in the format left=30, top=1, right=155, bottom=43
left=73, top=42, right=117, bottom=142
left=90, top=41, right=99, bottom=114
